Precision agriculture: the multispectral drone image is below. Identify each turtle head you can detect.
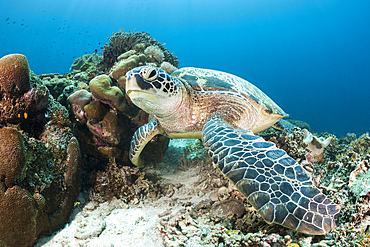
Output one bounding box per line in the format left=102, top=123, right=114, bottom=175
left=126, top=66, right=185, bottom=118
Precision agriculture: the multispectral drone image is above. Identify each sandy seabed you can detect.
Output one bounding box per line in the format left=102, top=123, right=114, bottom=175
left=35, top=139, right=212, bottom=247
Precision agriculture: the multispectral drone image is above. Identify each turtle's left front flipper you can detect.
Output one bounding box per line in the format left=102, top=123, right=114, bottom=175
left=202, top=116, right=341, bottom=235
left=129, top=118, right=164, bottom=167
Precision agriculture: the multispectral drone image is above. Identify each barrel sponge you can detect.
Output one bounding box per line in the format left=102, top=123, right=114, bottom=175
left=0, top=185, right=38, bottom=247
left=0, top=54, right=30, bottom=94
left=0, top=127, right=26, bottom=187
left=89, top=75, right=128, bottom=112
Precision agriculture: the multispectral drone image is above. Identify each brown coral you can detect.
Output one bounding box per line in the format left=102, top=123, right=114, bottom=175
left=0, top=128, right=41, bottom=247
left=0, top=127, right=26, bottom=187
left=86, top=109, right=124, bottom=145
left=0, top=127, right=82, bottom=246
left=0, top=54, right=30, bottom=95
left=0, top=185, right=38, bottom=247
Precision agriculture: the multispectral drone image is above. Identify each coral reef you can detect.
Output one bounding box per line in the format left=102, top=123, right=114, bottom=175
left=66, top=36, right=173, bottom=170
left=33, top=130, right=370, bottom=246
left=3, top=31, right=367, bottom=246
left=0, top=54, right=82, bottom=246
left=65, top=32, right=180, bottom=170
left=98, top=29, right=178, bottom=71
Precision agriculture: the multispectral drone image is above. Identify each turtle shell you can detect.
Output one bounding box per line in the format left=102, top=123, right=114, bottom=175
left=171, top=67, right=287, bottom=117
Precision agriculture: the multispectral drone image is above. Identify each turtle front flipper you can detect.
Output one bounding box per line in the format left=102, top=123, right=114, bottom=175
left=130, top=118, right=164, bottom=167
left=202, top=116, right=341, bottom=235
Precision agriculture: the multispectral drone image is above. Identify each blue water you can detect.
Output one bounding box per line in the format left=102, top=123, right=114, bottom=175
left=1, top=0, right=369, bottom=137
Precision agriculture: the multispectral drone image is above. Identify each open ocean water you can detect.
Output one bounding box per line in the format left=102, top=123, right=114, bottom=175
left=0, top=0, right=369, bottom=137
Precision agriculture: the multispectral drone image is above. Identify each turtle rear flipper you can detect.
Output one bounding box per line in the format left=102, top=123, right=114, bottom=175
left=202, top=116, right=341, bottom=235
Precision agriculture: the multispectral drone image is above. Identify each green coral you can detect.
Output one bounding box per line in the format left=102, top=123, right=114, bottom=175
left=89, top=75, right=127, bottom=111
left=109, top=53, right=147, bottom=89
left=43, top=77, right=72, bottom=99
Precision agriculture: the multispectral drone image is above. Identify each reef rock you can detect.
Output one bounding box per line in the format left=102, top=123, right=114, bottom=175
left=210, top=198, right=245, bottom=219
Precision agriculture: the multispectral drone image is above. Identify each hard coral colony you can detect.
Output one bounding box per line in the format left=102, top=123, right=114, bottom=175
left=0, top=30, right=369, bottom=246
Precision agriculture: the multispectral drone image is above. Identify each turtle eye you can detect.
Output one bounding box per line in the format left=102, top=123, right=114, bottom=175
left=143, top=67, right=158, bottom=81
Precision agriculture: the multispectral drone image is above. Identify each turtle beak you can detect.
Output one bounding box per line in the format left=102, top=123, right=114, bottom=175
left=125, top=72, right=139, bottom=96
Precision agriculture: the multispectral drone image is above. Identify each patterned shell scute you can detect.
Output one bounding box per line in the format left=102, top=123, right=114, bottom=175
left=171, top=67, right=287, bottom=116
left=202, top=116, right=340, bottom=235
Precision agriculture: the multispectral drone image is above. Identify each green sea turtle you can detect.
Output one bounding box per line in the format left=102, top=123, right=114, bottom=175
left=125, top=66, right=340, bottom=235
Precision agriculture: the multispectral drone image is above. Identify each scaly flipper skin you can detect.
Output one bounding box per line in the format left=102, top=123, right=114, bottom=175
left=130, top=118, right=164, bottom=168
left=202, top=115, right=341, bottom=235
